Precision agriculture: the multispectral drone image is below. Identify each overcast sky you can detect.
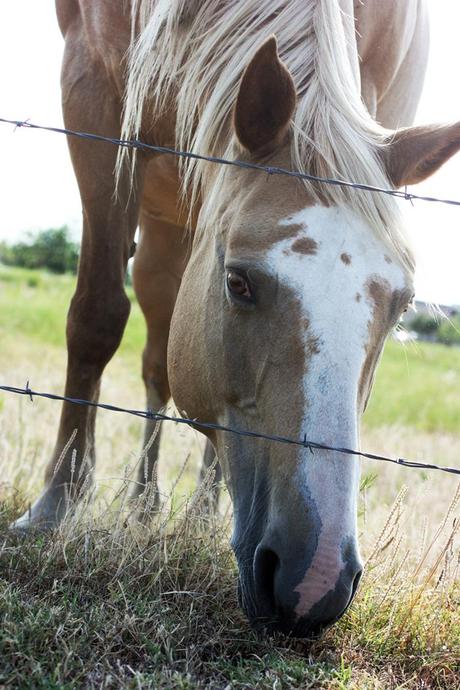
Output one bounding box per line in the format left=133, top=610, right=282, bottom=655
left=0, top=1, right=459, bottom=304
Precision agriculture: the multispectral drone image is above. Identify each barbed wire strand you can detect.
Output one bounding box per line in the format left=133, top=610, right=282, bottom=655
left=1, top=117, right=460, bottom=207
left=1, top=384, right=459, bottom=477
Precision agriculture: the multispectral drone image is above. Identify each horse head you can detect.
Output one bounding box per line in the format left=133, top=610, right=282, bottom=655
left=168, top=38, right=460, bottom=636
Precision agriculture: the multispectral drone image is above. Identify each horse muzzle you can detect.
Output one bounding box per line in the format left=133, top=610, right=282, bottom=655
left=235, top=532, right=363, bottom=637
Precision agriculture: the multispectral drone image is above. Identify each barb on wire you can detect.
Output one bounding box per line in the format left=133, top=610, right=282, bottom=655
left=1, top=384, right=460, bottom=477
left=1, top=117, right=460, bottom=207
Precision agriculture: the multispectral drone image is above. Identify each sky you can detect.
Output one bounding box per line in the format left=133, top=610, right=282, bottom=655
left=0, top=1, right=459, bottom=305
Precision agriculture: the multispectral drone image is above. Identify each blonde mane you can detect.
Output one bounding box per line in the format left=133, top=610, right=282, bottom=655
left=121, top=0, right=413, bottom=269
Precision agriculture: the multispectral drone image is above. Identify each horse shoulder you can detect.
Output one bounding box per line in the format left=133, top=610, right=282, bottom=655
left=56, top=0, right=132, bottom=97
left=355, top=0, right=429, bottom=126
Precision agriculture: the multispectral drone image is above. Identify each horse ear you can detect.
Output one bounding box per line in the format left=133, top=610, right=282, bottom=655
left=234, top=36, right=296, bottom=153
left=383, top=122, right=460, bottom=188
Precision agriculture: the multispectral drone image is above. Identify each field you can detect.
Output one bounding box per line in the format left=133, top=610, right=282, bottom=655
left=1, top=265, right=459, bottom=689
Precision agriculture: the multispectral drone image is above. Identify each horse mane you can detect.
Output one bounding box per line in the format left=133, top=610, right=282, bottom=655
left=120, top=0, right=413, bottom=269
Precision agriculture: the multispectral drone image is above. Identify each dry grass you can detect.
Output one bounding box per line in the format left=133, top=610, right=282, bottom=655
left=1, top=462, right=459, bottom=689
left=1, top=371, right=459, bottom=688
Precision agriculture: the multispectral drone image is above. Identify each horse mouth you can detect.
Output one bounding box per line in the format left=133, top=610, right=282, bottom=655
left=237, top=563, right=363, bottom=638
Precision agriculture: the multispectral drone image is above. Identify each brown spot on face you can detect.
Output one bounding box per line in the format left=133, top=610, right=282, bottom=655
left=278, top=224, right=304, bottom=242
left=340, top=252, right=352, bottom=265
left=358, top=278, right=412, bottom=411
left=307, top=335, right=321, bottom=356
left=291, top=237, right=318, bottom=255
left=384, top=255, right=393, bottom=264
left=367, top=279, right=409, bottom=327
left=228, top=221, right=305, bottom=254
left=355, top=292, right=361, bottom=302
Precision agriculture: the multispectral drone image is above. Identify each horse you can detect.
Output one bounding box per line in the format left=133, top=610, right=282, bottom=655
left=12, top=0, right=460, bottom=636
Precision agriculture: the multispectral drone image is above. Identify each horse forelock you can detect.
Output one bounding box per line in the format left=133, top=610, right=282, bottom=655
left=121, top=0, right=414, bottom=272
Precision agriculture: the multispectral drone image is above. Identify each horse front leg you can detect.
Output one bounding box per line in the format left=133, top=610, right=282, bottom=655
left=130, top=209, right=186, bottom=510
left=131, top=212, right=222, bottom=515
left=10, top=32, right=146, bottom=529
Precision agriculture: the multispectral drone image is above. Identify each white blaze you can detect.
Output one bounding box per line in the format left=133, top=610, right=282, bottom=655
left=266, top=205, right=408, bottom=617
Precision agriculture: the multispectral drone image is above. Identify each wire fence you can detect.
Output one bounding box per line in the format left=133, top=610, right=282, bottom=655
left=1, top=117, right=459, bottom=480
left=1, top=117, right=460, bottom=207
left=1, top=384, right=459, bottom=477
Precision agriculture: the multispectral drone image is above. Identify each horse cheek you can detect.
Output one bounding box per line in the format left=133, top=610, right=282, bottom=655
left=168, top=255, right=223, bottom=426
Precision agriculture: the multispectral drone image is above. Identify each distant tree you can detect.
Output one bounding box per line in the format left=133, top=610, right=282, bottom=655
left=437, top=317, right=460, bottom=346
left=0, top=240, right=13, bottom=265
left=407, top=313, right=439, bottom=336
left=0, top=226, right=79, bottom=274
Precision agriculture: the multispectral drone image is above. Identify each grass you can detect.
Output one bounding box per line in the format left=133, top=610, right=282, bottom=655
left=0, top=264, right=145, bottom=361
left=1, top=264, right=460, bottom=689
left=364, top=338, right=460, bottom=433
left=1, top=480, right=459, bottom=689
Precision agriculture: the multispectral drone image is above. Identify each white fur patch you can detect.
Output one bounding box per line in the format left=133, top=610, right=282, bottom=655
left=266, top=205, right=408, bottom=617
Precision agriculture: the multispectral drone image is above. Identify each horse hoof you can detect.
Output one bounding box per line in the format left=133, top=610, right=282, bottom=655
left=9, top=514, right=56, bottom=533
left=9, top=487, right=68, bottom=532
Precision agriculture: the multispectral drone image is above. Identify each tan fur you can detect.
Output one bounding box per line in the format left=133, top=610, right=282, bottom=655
left=354, top=0, right=429, bottom=127
left=383, top=123, right=460, bottom=187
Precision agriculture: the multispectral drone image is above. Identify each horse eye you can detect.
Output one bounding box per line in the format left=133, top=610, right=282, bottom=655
left=226, top=271, right=252, bottom=300
left=403, top=295, right=415, bottom=313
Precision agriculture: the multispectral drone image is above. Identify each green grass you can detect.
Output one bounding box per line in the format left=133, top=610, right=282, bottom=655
left=0, top=264, right=146, bottom=359
left=364, top=338, right=460, bottom=433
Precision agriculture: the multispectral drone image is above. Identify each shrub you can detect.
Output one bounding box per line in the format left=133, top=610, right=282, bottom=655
left=407, top=312, right=438, bottom=336
left=0, top=226, right=79, bottom=274
left=437, top=316, right=460, bottom=346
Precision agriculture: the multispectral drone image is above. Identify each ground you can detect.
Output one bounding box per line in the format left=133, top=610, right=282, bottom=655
left=0, top=265, right=459, bottom=689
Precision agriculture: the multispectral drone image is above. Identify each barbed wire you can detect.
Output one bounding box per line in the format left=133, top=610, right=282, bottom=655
left=1, top=117, right=460, bottom=207
left=1, top=383, right=459, bottom=477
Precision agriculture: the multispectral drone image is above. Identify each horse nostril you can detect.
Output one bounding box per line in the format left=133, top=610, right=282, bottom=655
left=351, top=565, right=363, bottom=599
left=253, top=545, right=280, bottom=618
left=247, top=544, right=363, bottom=636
